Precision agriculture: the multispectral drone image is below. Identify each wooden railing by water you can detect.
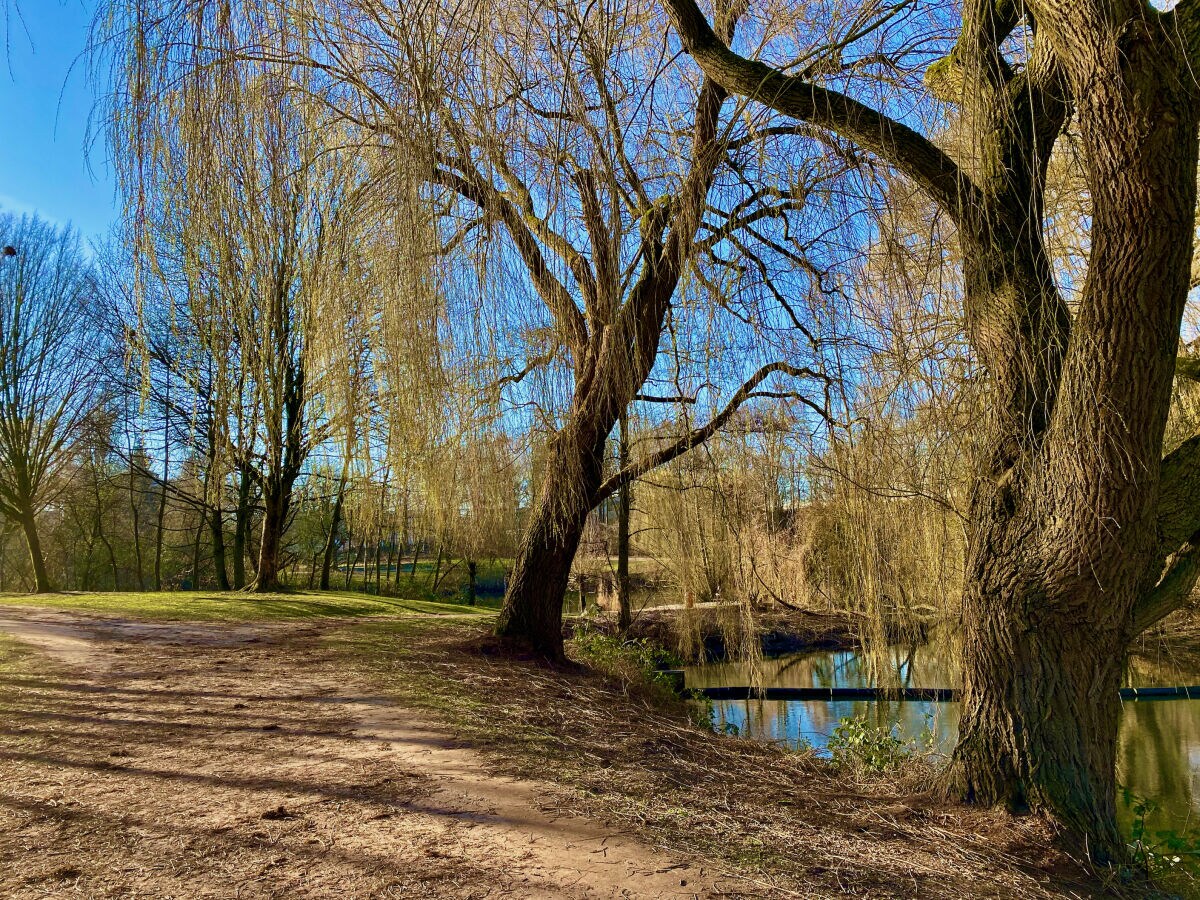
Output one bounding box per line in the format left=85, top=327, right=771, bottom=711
left=660, top=672, right=1200, bottom=702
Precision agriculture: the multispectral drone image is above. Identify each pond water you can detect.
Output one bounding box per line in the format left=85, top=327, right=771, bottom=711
left=685, top=646, right=1200, bottom=841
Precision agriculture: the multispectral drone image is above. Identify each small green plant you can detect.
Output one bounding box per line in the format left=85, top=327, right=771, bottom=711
left=916, top=710, right=944, bottom=756
left=686, top=690, right=721, bottom=731
left=1121, top=787, right=1200, bottom=883
left=827, top=715, right=910, bottom=772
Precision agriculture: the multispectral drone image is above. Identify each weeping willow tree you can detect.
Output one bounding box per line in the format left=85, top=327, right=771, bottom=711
left=379, top=0, right=844, bottom=659
left=98, top=0, right=859, bottom=654
left=101, top=12, right=381, bottom=591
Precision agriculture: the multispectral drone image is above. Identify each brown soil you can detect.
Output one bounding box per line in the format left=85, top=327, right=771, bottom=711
left=372, top=625, right=1116, bottom=900
left=0, top=606, right=1119, bottom=899
left=0, top=607, right=730, bottom=898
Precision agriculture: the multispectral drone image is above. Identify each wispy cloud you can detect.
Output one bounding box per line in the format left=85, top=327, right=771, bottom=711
left=0, top=194, right=67, bottom=229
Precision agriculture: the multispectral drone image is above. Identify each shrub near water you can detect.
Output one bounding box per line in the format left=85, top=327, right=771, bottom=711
left=570, top=623, right=726, bottom=730
left=827, top=715, right=914, bottom=773
left=570, top=624, right=682, bottom=701
left=1123, top=789, right=1200, bottom=891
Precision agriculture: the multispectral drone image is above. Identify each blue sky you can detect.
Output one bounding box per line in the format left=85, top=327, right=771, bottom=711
left=0, top=0, right=116, bottom=241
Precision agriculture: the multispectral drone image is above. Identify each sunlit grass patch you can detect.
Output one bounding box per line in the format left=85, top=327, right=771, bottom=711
left=0, top=589, right=496, bottom=623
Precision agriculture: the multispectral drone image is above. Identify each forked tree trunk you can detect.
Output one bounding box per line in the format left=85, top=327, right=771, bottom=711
left=19, top=509, right=52, bottom=593
left=251, top=482, right=291, bottom=592
left=954, top=22, right=1198, bottom=863
left=658, top=0, right=1200, bottom=862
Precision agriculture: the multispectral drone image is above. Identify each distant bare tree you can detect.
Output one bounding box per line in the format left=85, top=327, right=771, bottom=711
left=0, top=215, right=100, bottom=592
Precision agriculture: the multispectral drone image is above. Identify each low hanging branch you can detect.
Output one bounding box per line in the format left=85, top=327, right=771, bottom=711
left=591, top=361, right=831, bottom=506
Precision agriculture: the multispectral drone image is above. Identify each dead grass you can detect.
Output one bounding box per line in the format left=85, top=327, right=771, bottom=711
left=0, top=603, right=1173, bottom=899
left=343, top=619, right=1130, bottom=899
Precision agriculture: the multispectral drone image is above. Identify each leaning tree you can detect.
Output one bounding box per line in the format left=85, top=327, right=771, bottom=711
left=298, top=0, right=847, bottom=657
left=99, top=0, right=851, bottom=651
left=663, top=0, right=1200, bottom=862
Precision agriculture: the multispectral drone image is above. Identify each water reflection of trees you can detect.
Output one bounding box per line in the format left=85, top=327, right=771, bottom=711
left=695, top=649, right=1200, bottom=831
left=1117, top=700, right=1200, bottom=829
left=689, top=647, right=958, bottom=691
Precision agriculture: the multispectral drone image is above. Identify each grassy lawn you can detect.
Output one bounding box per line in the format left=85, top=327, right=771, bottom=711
left=0, top=588, right=497, bottom=623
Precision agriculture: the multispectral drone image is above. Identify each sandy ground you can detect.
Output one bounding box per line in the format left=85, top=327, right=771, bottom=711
left=0, top=607, right=750, bottom=899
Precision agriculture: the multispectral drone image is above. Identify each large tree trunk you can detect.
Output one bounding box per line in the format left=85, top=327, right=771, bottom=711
left=657, top=0, right=1200, bottom=856
left=946, top=10, right=1200, bottom=862
left=949, top=507, right=1129, bottom=859
left=251, top=481, right=290, bottom=592
left=496, top=423, right=608, bottom=659
left=19, top=508, right=52, bottom=593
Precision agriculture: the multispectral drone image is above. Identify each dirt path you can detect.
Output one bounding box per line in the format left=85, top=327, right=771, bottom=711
left=0, top=608, right=745, bottom=899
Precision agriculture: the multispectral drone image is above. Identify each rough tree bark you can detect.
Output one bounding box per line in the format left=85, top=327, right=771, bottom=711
left=254, top=484, right=288, bottom=591
left=498, top=425, right=609, bottom=652
left=661, top=0, right=1200, bottom=863
left=617, top=411, right=633, bottom=633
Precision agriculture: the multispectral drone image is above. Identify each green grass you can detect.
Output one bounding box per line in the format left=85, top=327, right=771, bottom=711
left=0, top=588, right=497, bottom=623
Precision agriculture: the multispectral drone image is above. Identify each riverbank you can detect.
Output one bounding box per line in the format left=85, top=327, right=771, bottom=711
left=594, top=600, right=1200, bottom=671
left=361, top=618, right=1121, bottom=897
left=569, top=604, right=874, bottom=661
left=0, top=595, right=1157, bottom=897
